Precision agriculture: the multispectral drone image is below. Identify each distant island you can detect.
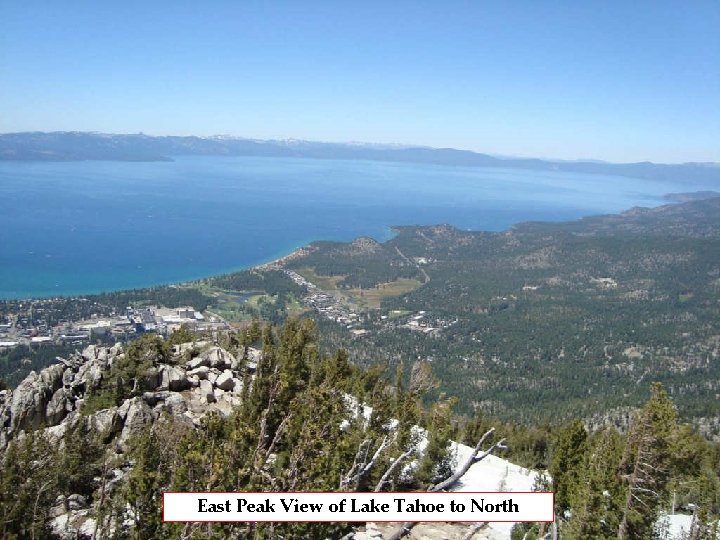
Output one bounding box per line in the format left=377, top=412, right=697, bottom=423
left=2, top=131, right=719, bottom=184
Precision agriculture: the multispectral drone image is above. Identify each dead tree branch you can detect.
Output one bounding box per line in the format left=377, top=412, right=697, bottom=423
left=375, top=447, right=415, bottom=492
left=385, top=428, right=506, bottom=540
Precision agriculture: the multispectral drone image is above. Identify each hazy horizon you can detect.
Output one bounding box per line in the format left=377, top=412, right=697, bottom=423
left=1, top=2, right=718, bottom=164
left=2, top=129, right=719, bottom=167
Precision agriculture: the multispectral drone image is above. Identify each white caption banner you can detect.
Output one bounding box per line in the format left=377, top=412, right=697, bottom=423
left=164, top=492, right=554, bottom=522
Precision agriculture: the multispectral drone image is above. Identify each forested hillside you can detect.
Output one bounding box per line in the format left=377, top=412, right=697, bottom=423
left=278, top=198, right=720, bottom=430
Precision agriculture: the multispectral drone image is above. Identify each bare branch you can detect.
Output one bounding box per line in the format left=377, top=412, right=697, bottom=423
left=259, top=413, right=291, bottom=470
left=340, top=439, right=371, bottom=489
left=375, top=447, right=415, bottom=492
left=360, top=436, right=389, bottom=477
left=434, top=431, right=504, bottom=492
left=385, top=428, right=506, bottom=540
left=632, top=487, right=660, bottom=498
left=341, top=437, right=390, bottom=490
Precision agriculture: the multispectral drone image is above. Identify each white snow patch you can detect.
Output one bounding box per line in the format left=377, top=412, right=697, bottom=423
left=344, top=396, right=543, bottom=539
left=449, top=441, right=540, bottom=539
left=655, top=513, right=694, bottom=539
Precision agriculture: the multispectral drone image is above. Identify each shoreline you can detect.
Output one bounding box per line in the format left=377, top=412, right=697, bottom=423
left=2, top=193, right=716, bottom=302
left=0, top=244, right=318, bottom=302
left=253, top=245, right=316, bottom=271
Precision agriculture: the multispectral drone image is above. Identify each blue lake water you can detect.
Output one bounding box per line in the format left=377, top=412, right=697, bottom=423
left=0, top=156, right=713, bottom=299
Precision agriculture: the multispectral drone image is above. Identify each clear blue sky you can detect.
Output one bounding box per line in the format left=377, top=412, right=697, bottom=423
left=1, top=1, right=718, bottom=163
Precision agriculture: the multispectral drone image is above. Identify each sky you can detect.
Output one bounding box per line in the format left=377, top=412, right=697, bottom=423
left=0, top=1, right=718, bottom=163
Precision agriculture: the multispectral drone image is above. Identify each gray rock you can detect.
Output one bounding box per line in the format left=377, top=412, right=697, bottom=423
left=142, top=391, right=171, bottom=406
left=10, top=371, right=53, bottom=431
left=0, top=389, right=12, bottom=428
left=187, top=365, right=210, bottom=379
left=199, top=347, right=236, bottom=370
left=214, top=392, right=240, bottom=415
left=46, top=387, right=70, bottom=425
left=81, top=344, right=99, bottom=362
left=62, top=368, right=75, bottom=387
left=186, top=355, right=210, bottom=370
left=45, top=421, right=69, bottom=441
left=49, top=513, right=72, bottom=538
left=243, top=348, right=262, bottom=372
left=163, top=393, right=188, bottom=415
left=172, top=341, right=207, bottom=357
left=49, top=508, right=95, bottom=540
left=40, top=363, right=65, bottom=392
left=80, top=344, right=116, bottom=368
left=158, top=366, right=190, bottom=392
left=75, top=361, right=104, bottom=392
left=215, top=370, right=235, bottom=391
left=85, top=407, right=121, bottom=436
left=78, top=517, right=97, bottom=538
left=108, top=352, right=124, bottom=369
left=105, top=467, right=129, bottom=492
left=118, top=397, right=153, bottom=449
left=50, top=495, right=67, bottom=518
left=116, top=398, right=131, bottom=421
left=198, top=379, right=215, bottom=403
left=67, top=493, right=88, bottom=510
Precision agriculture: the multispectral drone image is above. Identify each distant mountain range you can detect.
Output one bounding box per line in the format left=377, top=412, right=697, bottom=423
left=1, top=131, right=719, bottom=184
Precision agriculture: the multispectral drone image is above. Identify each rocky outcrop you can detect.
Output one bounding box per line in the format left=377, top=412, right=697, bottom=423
left=0, top=345, right=120, bottom=446
left=172, top=340, right=208, bottom=357
left=8, top=371, right=49, bottom=432
left=8, top=361, right=66, bottom=432
left=49, top=494, right=97, bottom=540
left=0, top=341, right=259, bottom=539
left=1, top=342, right=254, bottom=452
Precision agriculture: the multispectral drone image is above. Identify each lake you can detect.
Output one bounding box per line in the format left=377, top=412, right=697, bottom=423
left=0, top=156, right=712, bottom=299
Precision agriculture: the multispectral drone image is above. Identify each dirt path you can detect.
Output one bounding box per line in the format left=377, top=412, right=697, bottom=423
left=395, top=246, right=430, bottom=284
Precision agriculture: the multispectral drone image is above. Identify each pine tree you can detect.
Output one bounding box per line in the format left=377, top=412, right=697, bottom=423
left=565, top=428, right=624, bottom=539
left=0, top=431, right=56, bottom=539
left=55, top=420, right=104, bottom=498
left=125, top=427, right=164, bottom=539
left=415, top=398, right=455, bottom=487
left=618, top=382, right=678, bottom=540
left=549, top=419, right=588, bottom=513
